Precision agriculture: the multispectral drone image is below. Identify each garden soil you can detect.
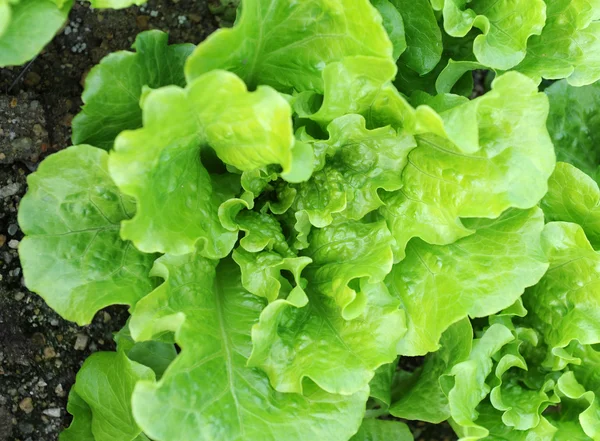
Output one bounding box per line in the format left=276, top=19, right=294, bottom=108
left=0, top=2, right=457, bottom=440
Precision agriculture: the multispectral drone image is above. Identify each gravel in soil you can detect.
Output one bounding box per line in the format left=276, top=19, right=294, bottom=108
left=0, top=1, right=457, bottom=440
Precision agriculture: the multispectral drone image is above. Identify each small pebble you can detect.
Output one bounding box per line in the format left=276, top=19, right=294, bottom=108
left=0, top=234, right=5, bottom=247
left=8, top=239, right=19, bottom=249
left=14, top=292, right=24, bottom=301
left=43, top=347, right=56, bottom=359
left=74, top=333, right=89, bottom=351
left=7, top=224, right=18, bottom=235
left=55, top=384, right=65, bottom=397
left=42, top=408, right=61, bottom=418
left=19, top=397, right=33, bottom=414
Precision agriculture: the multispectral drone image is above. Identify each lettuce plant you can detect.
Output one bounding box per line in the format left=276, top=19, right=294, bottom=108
left=17, top=1, right=600, bottom=440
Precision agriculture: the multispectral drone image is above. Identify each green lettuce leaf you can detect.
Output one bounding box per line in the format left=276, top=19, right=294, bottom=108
left=62, top=350, right=155, bottom=441
left=515, top=0, right=600, bottom=86
left=349, top=419, right=413, bottom=441
left=371, top=0, right=407, bottom=60
left=442, top=324, right=516, bottom=440
left=109, top=70, right=300, bottom=256
left=128, top=254, right=369, bottom=441
left=393, top=0, right=443, bottom=74
left=60, top=391, right=95, bottom=441
left=88, top=0, right=145, bottom=9
left=369, top=359, right=398, bottom=409
left=185, top=0, right=394, bottom=92
left=522, top=222, right=600, bottom=366
left=290, top=114, right=415, bottom=227
left=390, top=319, right=473, bottom=423
left=72, top=31, right=195, bottom=150
left=0, top=0, right=72, bottom=67
left=388, top=208, right=548, bottom=356
left=541, top=163, right=600, bottom=249
left=248, top=279, right=405, bottom=395
left=19, top=145, right=157, bottom=325
left=304, top=220, right=395, bottom=319
left=233, top=247, right=311, bottom=302
left=381, top=72, right=555, bottom=260
left=545, top=79, right=600, bottom=182
left=441, top=0, right=546, bottom=70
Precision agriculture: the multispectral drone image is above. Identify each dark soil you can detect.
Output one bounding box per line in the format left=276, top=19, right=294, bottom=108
left=0, top=2, right=457, bottom=440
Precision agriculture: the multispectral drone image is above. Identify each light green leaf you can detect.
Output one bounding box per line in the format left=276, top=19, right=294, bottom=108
left=523, top=222, right=600, bottom=364
left=436, top=59, right=487, bottom=94
left=443, top=324, right=516, bottom=440
left=248, top=279, right=405, bottom=395
left=489, top=327, right=560, bottom=431
left=393, top=0, right=443, bottom=74
left=554, top=372, right=600, bottom=440
left=109, top=70, right=297, bottom=256
left=67, top=351, right=155, bottom=441
left=515, top=0, right=600, bottom=86
left=545, top=79, right=600, bottom=182
left=470, top=402, right=559, bottom=441
left=390, top=319, right=473, bottom=423
left=293, top=56, right=399, bottom=126
left=541, top=163, right=600, bottom=249
left=442, top=0, right=546, bottom=70
left=304, top=220, right=395, bottom=320
left=381, top=72, right=555, bottom=260
left=185, top=0, right=394, bottom=92
left=0, top=0, right=72, bottom=67
left=371, top=0, right=407, bottom=60
left=18, top=145, right=157, bottom=325
left=129, top=255, right=369, bottom=441
left=89, top=0, right=144, bottom=9
left=72, top=31, right=195, bottom=150
left=369, top=360, right=397, bottom=408
left=60, top=391, right=95, bottom=441
left=388, top=208, right=548, bottom=356
left=349, top=419, right=413, bottom=441
left=219, top=199, right=292, bottom=255
left=291, top=115, right=415, bottom=227
left=233, top=247, right=311, bottom=302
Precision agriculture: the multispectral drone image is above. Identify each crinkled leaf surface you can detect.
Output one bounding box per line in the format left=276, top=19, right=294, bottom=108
left=248, top=279, right=405, bottom=395
left=349, top=419, right=413, bottom=441
left=523, top=222, right=600, bottom=358
left=185, top=0, right=393, bottom=92
left=65, top=350, right=154, bottom=441
left=304, top=220, right=395, bottom=319
left=109, top=70, right=296, bottom=256
left=129, top=255, right=368, bottom=441
left=19, top=145, right=157, bottom=325
left=72, top=31, right=195, bottom=150
left=233, top=247, right=311, bottom=302
left=388, top=208, right=548, bottom=356
left=391, top=319, right=473, bottom=423
left=0, top=0, right=72, bottom=67
left=515, top=0, right=600, bottom=86
left=442, top=0, right=546, bottom=70
left=545, top=79, right=600, bottom=182
left=291, top=115, right=415, bottom=226
left=381, top=72, right=555, bottom=260
left=442, top=324, right=515, bottom=440
left=542, top=163, right=600, bottom=249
